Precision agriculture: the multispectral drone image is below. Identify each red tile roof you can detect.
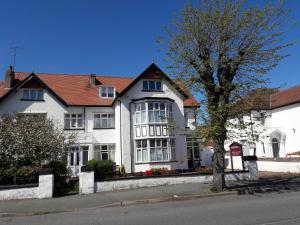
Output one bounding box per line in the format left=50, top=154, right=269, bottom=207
left=270, top=84, right=300, bottom=109
left=0, top=70, right=198, bottom=107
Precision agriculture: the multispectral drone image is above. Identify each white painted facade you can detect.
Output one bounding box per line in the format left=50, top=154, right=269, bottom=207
left=226, top=100, right=300, bottom=172
left=0, top=69, right=201, bottom=176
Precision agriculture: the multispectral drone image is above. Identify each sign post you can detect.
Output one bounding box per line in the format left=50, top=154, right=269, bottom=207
left=229, top=142, right=244, bottom=171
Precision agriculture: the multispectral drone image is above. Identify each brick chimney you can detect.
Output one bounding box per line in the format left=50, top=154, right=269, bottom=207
left=90, top=74, right=96, bottom=86
left=4, top=66, right=15, bottom=89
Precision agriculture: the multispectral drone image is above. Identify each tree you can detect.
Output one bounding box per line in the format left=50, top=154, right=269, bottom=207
left=0, top=114, right=76, bottom=174
left=160, top=0, right=292, bottom=191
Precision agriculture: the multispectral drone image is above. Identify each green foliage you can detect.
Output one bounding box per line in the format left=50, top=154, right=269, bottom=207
left=119, top=164, right=126, bottom=177
left=0, top=166, right=39, bottom=185
left=0, top=114, right=76, bottom=169
left=86, top=159, right=115, bottom=180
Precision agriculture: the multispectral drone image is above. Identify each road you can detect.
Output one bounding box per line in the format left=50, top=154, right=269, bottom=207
left=1, top=191, right=300, bottom=225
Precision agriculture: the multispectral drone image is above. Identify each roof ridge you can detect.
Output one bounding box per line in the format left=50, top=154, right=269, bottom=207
left=271, top=84, right=300, bottom=97
left=15, top=71, right=134, bottom=79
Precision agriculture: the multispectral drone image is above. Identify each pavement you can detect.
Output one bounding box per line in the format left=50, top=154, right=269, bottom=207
left=1, top=189, right=300, bottom=225
left=0, top=183, right=219, bottom=216
left=1, top=174, right=300, bottom=217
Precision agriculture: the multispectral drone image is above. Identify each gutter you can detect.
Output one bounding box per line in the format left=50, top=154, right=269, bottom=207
left=129, top=101, right=134, bottom=173
left=117, top=100, right=123, bottom=165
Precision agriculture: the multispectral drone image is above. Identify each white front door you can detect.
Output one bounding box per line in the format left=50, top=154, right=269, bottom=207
left=68, top=145, right=89, bottom=176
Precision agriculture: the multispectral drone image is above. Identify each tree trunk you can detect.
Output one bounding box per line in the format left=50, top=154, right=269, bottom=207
left=212, top=142, right=226, bottom=192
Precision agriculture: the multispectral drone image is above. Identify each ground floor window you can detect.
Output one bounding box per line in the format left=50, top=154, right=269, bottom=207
left=94, top=144, right=115, bottom=161
left=136, top=138, right=175, bottom=163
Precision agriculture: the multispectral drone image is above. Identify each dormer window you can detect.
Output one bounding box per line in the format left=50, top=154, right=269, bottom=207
left=22, top=89, right=44, bottom=101
left=143, top=80, right=162, bottom=91
left=100, top=86, right=115, bottom=98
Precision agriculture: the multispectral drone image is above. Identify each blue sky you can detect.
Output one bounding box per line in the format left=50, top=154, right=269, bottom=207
left=0, top=0, right=299, bottom=90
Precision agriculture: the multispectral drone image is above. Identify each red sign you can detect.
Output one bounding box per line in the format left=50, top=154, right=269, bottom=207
left=230, top=143, right=242, bottom=156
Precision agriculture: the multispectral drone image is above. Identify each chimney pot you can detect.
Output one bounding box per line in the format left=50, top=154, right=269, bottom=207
left=4, top=65, right=15, bottom=88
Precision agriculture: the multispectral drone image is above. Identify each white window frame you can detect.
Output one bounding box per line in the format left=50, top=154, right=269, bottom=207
left=135, top=138, right=176, bottom=163
left=22, top=88, right=44, bottom=100
left=64, top=113, right=84, bottom=129
left=94, top=113, right=114, bottom=128
left=94, top=144, right=116, bottom=161
left=142, top=80, right=162, bottom=91
left=99, top=86, right=115, bottom=98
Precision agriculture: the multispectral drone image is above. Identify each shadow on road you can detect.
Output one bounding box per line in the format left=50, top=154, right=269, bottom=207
left=226, top=175, right=300, bottom=195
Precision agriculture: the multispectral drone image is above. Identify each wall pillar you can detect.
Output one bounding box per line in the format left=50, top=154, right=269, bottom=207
left=244, top=156, right=259, bottom=180
left=79, top=167, right=95, bottom=195
left=38, top=169, right=54, bottom=199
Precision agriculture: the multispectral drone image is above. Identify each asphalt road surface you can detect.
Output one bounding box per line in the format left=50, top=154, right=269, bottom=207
left=1, top=191, right=300, bottom=225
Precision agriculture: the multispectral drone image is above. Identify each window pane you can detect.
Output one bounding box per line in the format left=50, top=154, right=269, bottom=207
left=141, top=111, right=146, bottom=123
left=101, top=152, right=109, bottom=160
left=102, top=119, right=108, bottom=128
left=148, top=102, right=153, bottom=110
left=136, top=140, right=141, bottom=148
left=82, top=151, right=89, bottom=165
left=150, top=139, right=155, bottom=147
left=101, top=87, right=107, bottom=97
left=64, top=117, right=70, bottom=129
left=94, top=119, right=100, bottom=128
left=143, top=81, right=148, bottom=90
left=156, top=81, right=161, bottom=90
left=150, top=148, right=156, bottom=161
left=76, top=152, right=80, bottom=165
left=162, top=139, right=168, bottom=147
left=37, top=90, right=43, bottom=100
left=101, top=145, right=108, bottom=150
left=142, top=140, right=147, bottom=148
left=136, top=126, right=141, bottom=137
left=94, top=114, right=100, bottom=119
left=142, top=148, right=148, bottom=161
left=108, top=87, right=114, bottom=97
left=160, top=103, right=165, bottom=110
left=70, top=152, right=74, bottom=166
left=23, top=90, right=30, bottom=99
left=148, top=111, right=154, bottom=122
left=78, top=118, right=83, bottom=127
left=149, top=81, right=155, bottom=90
left=156, top=148, right=163, bottom=161
left=137, top=150, right=142, bottom=162
left=30, top=90, right=36, bottom=99
left=149, top=125, right=155, bottom=136
left=156, top=126, right=161, bottom=136
left=163, top=148, right=168, bottom=160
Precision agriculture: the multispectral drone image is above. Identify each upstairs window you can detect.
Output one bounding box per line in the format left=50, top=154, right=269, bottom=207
left=100, top=86, right=115, bottom=98
left=143, top=80, right=162, bottom=91
left=22, top=89, right=44, bottom=101
left=64, top=113, right=84, bottom=129
left=94, top=113, right=114, bottom=128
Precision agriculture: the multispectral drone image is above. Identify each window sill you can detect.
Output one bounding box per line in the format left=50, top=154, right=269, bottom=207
left=135, top=160, right=177, bottom=165
left=20, top=99, right=45, bottom=102
left=141, top=90, right=164, bottom=92
left=93, top=127, right=115, bottom=130
left=64, top=128, right=85, bottom=131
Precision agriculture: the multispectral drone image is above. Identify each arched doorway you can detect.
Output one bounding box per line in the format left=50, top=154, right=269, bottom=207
left=272, top=138, right=280, bottom=158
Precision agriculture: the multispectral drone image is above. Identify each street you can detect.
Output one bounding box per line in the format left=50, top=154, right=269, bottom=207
left=1, top=190, right=300, bottom=225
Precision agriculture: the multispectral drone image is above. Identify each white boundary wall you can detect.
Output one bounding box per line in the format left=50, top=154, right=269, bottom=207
left=258, top=161, right=300, bottom=173
left=0, top=173, right=54, bottom=201
left=95, top=172, right=251, bottom=193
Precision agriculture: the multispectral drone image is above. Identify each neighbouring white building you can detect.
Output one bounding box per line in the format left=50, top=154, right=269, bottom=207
left=0, top=64, right=206, bottom=176
left=226, top=88, right=300, bottom=173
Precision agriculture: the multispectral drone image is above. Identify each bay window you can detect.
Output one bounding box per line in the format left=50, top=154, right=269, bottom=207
left=135, top=101, right=172, bottom=124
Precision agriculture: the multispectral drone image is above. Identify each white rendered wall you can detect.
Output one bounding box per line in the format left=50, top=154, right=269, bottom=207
left=257, top=161, right=300, bottom=173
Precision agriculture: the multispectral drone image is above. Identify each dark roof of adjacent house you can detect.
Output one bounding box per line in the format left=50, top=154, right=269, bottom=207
left=0, top=63, right=199, bottom=107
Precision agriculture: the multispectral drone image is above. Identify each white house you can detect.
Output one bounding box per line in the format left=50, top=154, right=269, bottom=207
left=226, top=87, right=300, bottom=173
left=0, top=64, right=203, bottom=176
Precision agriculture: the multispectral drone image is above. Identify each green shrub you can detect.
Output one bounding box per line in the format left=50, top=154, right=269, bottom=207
left=86, top=159, right=115, bottom=180
left=0, top=167, right=38, bottom=185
